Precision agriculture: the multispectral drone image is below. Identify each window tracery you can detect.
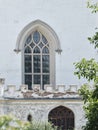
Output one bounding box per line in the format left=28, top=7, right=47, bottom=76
left=24, top=31, right=50, bottom=89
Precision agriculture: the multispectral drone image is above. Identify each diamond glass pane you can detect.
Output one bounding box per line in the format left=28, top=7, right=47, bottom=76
left=42, top=55, right=49, bottom=73
left=30, top=42, right=35, bottom=48
left=24, top=55, right=32, bottom=73
left=42, top=35, right=48, bottom=44
left=34, top=75, right=41, bottom=84
left=42, top=47, right=49, bottom=53
left=33, top=31, right=40, bottom=44
left=39, top=42, right=44, bottom=48
left=26, top=35, right=32, bottom=44
left=25, top=75, right=32, bottom=90
left=33, top=55, right=40, bottom=73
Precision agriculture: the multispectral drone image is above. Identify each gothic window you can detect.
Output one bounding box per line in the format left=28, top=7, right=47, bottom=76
left=24, top=31, right=50, bottom=89
left=15, top=20, right=61, bottom=90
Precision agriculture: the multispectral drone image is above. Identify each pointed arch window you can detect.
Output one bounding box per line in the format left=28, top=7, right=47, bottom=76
left=24, top=31, right=50, bottom=89
left=15, top=20, right=62, bottom=90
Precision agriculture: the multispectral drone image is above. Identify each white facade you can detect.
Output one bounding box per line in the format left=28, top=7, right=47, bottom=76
left=0, top=0, right=97, bottom=129
left=0, top=0, right=97, bottom=86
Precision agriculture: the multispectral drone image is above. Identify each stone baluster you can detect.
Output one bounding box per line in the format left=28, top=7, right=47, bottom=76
left=57, top=85, right=65, bottom=93
left=8, top=85, right=16, bottom=96
left=69, top=85, right=77, bottom=92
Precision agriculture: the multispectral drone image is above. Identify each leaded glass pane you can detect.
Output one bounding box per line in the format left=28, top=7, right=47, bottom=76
left=24, top=55, right=32, bottom=73
left=42, top=55, right=49, bottom=73
left=24, top=46, right=31, bottom=53
left=24, top=31, right=51, bottom=90
left=34, top=75, right=41, bottom=84
left=42, top=35, right=48, bottom=44
left=26, top=34, right=32, bottom=44
left=25, top=75, right=32, bottom=90
left=43, top=75, right=50, bottom=88
left=33, top=55, right=40, bottom=73
left=33, top=47, right=40, bottom=53
left=47, top=43, right=49, bottom=47
left=33, top=31, right=40, bottom=44
left=42, top=47, right=49, bottom=53
left=39, top=42, right=44, bottom=48
left=30, top=42, right=35, bottom=48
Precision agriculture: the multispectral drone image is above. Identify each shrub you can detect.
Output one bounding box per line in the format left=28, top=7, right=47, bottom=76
left=0, top=115, right=57, bottom=130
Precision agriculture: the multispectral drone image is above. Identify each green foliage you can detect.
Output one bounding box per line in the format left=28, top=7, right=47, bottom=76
left=0, top=115, right=57, bottom=130
left=87, top=0, right=98, bottom=49
left=74, top=58, right=98, bottom=83
left=87, top=0, right=98, bottom=13
left=88, top=31, right=98, bottom=49
left=74, top=57, right=98, bottom=129
left=74, top=5, right=98, bottom=127
left=82, top=98, right=98, bottom=130
left=0, top=115, right=30, bottom=130
left=78, top=84, right=92, bottom=103
left=28, top=121, right=57, bottom=130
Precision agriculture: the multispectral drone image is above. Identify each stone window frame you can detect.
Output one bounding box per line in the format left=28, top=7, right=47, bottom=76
left=24, top=31, right=50, bottom=89
left=14, top=20, right=62, bottom=90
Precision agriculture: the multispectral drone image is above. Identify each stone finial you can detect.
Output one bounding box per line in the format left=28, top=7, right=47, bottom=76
left=57, top=85, right=65, bottom=93
left=44, top=85, right=53, bottom=92
left=55, top=49, right=62, bottom=54
left=69, top=85, right=77, bottom=92
left=8, top=85, right=16, bottom=93
left=14, top=49, right=21, bottom=54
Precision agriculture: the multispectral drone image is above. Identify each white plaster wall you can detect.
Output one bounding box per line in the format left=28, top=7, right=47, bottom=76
left=0, top=0, right=97, bottom=86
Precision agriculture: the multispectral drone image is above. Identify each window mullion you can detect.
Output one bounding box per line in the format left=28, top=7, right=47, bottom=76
left=32, top=51, right=33, bottom=89
left=41, top=53, right=42, bottom=90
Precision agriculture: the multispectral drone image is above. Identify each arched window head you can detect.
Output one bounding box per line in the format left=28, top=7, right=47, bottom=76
left=15, top=20, right=62, bottom=90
